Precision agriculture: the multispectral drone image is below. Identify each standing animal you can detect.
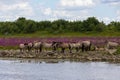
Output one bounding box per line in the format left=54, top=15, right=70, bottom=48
left=27, top=42, right=34, bottom=51
left=106, top=41, right=119, bottom=49
left=42, top=42, right=53, bottom=52
left=69, top=42, right=82, bottom=53
left=81, top=41, right=92, bottom=52
left=33, top=41, right=42, bottom=53
left=19, top=43, right=28, bottom=52
left=56, top=42, right=71, bottom=53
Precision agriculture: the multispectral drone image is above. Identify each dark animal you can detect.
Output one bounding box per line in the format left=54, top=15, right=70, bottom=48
left=81, top=41, right=92, bottom=52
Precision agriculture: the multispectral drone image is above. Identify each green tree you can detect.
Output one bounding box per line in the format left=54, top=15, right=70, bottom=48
left=23, top=20, right=37, bottom=33
left=82, top=17, right=100, bottom=32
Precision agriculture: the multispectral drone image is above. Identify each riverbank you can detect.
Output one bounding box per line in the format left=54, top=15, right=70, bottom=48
left=0, top=50, right=120, bottom=62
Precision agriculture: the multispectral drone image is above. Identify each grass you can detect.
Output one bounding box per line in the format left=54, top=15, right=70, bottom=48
left=0, top=46, right=18, bottom=50
left=0, top=31, right=120, bottom=38
left=115, top=47, right=120, bottom=54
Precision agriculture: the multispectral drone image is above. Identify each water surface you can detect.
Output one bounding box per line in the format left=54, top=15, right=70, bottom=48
left=0, top=58, right=120, bottom=80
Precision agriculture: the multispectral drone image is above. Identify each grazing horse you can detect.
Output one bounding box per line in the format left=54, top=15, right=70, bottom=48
left=81, top=41, right=92, bottom=52
left=56, top=42, right=71, bottom=53
left=106, top=41, right=119, bottom=49
left=69, top=42, right=82, bottom=53
left=19, top=43, right=28, bottom=52
left=27, top=42, right=34, bottom=51
left=33, top=41, right=42, bottom=53
left=42, top=42, right=53, bottom=52
left=94, top=45, right=105, bottom=51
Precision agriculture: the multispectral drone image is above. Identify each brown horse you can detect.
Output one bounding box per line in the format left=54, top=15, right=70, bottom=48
left=106, top=41, right=119, bottom=49
left=69, top=42, right=82, bottom=53
left=19, top=43, right=28, bottom=52
left=27, top=42, right=34, bottom=51
left=42, top=42, right=53, bottom=52
left=33, top=41, right=42, bottom=53
left=55, top=42, right=71, bottom=53
left=81, top=41, right=92, bottom=52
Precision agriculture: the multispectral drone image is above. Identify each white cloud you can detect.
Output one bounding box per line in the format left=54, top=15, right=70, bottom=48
left=60, top=0, right=95, bottom=7
left=103, top=17, right=111, bottom=23
left=97, top=17, right=120, bottom=24
left=43, top=8, right=52, bottom=15
left=0, top=0, right=119, bottom=24
left=117, top=10, right=120, bottom=15
left=116, top=16, right=120, bottom=21
left=101, top=0, right=120, bottom=6
left=41, top=6, right=90, bottom=21
left=116, top=10, right=120, bottom=22
left=0, top=1, right=34, bottom=21
left=109, top=2, right=120, bottom=6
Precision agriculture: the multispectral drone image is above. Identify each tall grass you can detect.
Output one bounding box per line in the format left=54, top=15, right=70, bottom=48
left=0, top=31, right=120, bottom=38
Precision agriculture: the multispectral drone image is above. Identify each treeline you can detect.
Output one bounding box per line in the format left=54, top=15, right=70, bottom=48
left=0, top=17, right=120, bottom=34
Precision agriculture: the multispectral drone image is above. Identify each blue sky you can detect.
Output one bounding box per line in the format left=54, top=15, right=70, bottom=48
left=0, top=0, right=120, bottom=24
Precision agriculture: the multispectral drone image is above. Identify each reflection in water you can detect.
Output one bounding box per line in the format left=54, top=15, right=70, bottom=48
left=0, top=58, right=120, bottom=80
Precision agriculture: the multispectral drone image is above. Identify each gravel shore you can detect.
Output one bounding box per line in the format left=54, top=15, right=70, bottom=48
left=0, top=50, right=120, bottom=62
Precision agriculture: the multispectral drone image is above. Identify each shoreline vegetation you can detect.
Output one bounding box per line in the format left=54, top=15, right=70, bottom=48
left=0, top=50, right=120, bottom=63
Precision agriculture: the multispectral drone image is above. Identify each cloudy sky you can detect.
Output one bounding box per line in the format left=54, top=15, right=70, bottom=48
left=0, top=0, right=120, bottom=24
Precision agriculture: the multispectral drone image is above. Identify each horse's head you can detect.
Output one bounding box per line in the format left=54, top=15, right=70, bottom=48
left=24, top=43, right=28, bottom=45
left=51, top=41, right=57, bottom=46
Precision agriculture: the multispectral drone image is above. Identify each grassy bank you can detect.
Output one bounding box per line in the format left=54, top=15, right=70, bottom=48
left=0, top=31, right=120, bottom=38
left=0, top=50, right=120, bottom=62
left=0, top=46, right=18, bottom=50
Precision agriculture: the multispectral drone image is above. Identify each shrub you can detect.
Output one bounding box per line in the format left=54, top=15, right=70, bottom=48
left=115, top=47, right=120, bottom=54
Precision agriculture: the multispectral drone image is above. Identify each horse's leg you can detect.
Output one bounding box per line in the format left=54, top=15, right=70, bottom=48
left=70, top=49, right=72, bottom=53
left=61, top=48, right=65, bottom=53
left=63, top=48, right=65, bottom=53
left=46, top=48, right=48, bottom=52
left=87, top=46, right=89, bottom=51
left=86, top=46, right=89, bottom=51
left=20, top=48, right=22, bottom=52
left=37, top=48, right=39, bottom=53
left=76, top=47, right=79, bottom=53
left=23, top=48, right=25, bottom=53
left=27, top=47, right=30, bottom=52
left=52, top=46, right=56, bottom=52
left=82, top=45, right=84, bottom=52
left=61, top=48, right=63, bottom=53
left=28, top=47, right=30, bottom=52
left=89, top=46, right=91, bottom=51
left=85, top=47, right=87, bottom=51
left=39, top=47, right=42, bottom=53
left=78, top=46, right=81, bottom=52
left=35, top=48, right=37, bottom=53
left=69, top=46, right=72, bottom=53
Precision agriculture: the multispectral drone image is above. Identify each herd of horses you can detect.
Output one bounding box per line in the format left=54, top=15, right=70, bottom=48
left=19, top=40, right=119, bottom=53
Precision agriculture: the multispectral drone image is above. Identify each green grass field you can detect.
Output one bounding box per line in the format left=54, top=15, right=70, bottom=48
left=0, top=31, right=120, bottom=38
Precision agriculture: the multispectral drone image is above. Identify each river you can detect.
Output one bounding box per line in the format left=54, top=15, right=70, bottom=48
left=0, top=58, right=120, bottom=80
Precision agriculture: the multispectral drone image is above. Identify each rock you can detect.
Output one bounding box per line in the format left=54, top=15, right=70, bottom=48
left=86, top=57, right=93, bottom=61
left=106, top=49, right=117, bottom=54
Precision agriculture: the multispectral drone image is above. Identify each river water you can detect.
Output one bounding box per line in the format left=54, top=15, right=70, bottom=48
left=0, top=58, right=120, bottom=80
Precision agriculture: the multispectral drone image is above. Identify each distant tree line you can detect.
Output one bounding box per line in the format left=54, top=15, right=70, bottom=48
left=0, top=17, right=120, bottom=34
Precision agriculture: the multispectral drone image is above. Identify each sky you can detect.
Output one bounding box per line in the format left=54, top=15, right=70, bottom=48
left=0, top=0, right=120, bottom=24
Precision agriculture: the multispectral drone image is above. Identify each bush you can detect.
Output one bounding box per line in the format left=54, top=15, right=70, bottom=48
left=115, top=47, right=120, bottom=54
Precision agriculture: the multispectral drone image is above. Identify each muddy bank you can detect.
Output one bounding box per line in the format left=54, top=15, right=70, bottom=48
left=0, top=50, right=120, bottom=62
